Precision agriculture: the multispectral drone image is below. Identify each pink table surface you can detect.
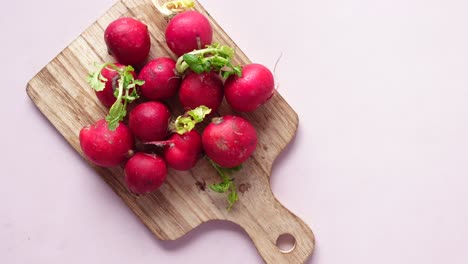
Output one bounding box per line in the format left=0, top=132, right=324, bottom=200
left=2, top=0, right=468, bottom=263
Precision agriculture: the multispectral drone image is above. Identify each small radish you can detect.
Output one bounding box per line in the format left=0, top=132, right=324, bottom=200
left=128, top=101, right=171, bottom=142
left=124, top=153, right=167, bottom=195
left=105, top=17, right=151, bottom=66
left=164, top=130, right=202, bottom=170
left=145, top=106, right=211, bottom=170
left=79, top=119, right=134, bottom=167
left=93, top=63, right=136, bottom=108
left=165, top=10, right=213, bottom=56
left=179, top=71, right=223, bottom=112
left=202, top=115, right=258, bottom=168
left=138, top=57, right=181, bottom=100
left=155, top=130, right=203, bottom=171
left=224, top=63, right=275, bottom=112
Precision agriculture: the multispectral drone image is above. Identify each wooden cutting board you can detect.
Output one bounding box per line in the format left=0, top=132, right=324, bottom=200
left=26, top=0, right=315, bottom=263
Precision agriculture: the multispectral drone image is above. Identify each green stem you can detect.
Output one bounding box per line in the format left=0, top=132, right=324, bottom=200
left=209, top=159, right=229, bottom=181
left=227, top=184, right=238, bottom=211
left=108, top=63, right=121, bottom=72
left=98, top=63, right=110, bottom=74
left=208, top=158, right=240, bottom=211
left=175, top=60, right=189, bottom=76
left=105, top=75, right=125, bottom=130
left=116, top=79, right=124, bottom=105
left=122, top=87, right=129, bottom=110
left=173, top=105, right=212, bottom=134
left=175, top=46, right=232, bottom=74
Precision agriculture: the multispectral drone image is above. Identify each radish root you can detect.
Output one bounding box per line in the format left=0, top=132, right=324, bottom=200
left=273, top=52, right=283, bottom=91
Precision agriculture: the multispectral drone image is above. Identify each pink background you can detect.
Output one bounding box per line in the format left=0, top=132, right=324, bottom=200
left=2, top=0, right=468, bottom=263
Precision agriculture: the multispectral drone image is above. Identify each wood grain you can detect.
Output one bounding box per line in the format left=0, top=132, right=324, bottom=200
left=26, top=0, right=315, bottom=263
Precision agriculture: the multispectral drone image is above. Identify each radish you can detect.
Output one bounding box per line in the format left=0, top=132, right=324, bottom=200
left=138, top=57, right=181, bottom=100
left=224, top=63, right=275, bottom=112
left=156, top=130, right=203, bottom=171
left=202, top=115, right=257, bottom=168
left=164, top=130, right=202, bottom=170
left=93, top=63, right=136, bottom=108
left=179, top=71, right=224, bottom=112
left=129, top=101, right=171, bottom=142
left=124, top=153, right=167, bottom=195
left=145, top=106, right=211, bottom=170
left=165, top=10, right=213, bottom=56
left=203, top=115, right=257, bottom=210
left=79, top=119, right=134, bottom=167
left=105, top=17, right=151, bottom=66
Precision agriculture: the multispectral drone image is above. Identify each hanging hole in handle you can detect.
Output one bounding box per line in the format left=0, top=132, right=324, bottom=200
left=276, top=233, right=297, bottom=253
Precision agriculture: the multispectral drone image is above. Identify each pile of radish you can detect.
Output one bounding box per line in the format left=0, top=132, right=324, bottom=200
left=79, top=0, right=275, bottom=210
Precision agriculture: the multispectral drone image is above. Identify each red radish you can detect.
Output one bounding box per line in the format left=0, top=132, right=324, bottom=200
left=145, top=106, right=210, bottom=170
left=138, top=57, right=181, bottom=100
left=79, top=119, right=134, bottom=167
left=94, top=63, right=136, bottom=108
left=105, top=17, right=151, bottom=66
left=165, top=11, right=213, bottom=56
left=129, top=101, right=171, bottom=142
left=154, top=130, right=203, bottom=171
left=124, top=153, right=167, bottom=195
left=202, top=115, right=258, bottom=168
left=224, top=63, right=275, bottom=112
left=179, top=72, right=223, bottom=112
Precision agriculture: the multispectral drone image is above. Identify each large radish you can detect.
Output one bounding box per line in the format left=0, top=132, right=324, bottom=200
left=138, top=57, right=181, bottom=100
left=202, top=115, right=258, bottom=168
left=105, top=17, right=151, bottom=66
left=79, top=119, right=134, bottom=167
left=128, top=101, right=171, bottom=142
left=224, top=63, right=275, bottom=112
left=124, top=153, right=167, bottom=195
left=179, top=71, right=224, bottom=112
left=165, top=11, right=213, bottom=56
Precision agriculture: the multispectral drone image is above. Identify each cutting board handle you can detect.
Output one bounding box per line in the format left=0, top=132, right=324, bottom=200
left=236, top=190, right=315, bottom=264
